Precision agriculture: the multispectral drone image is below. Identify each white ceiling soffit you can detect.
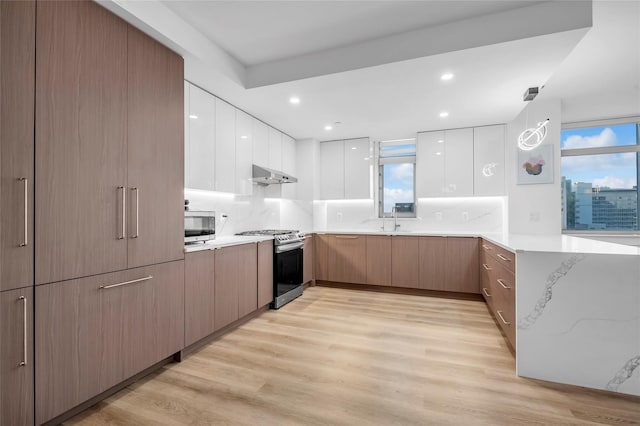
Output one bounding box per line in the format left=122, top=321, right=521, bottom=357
left=101, top=0, right=592, bottom=89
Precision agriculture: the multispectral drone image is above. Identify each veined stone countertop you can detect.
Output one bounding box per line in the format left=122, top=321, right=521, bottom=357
left=184, top=235, right=274, bottom=253
left=312, top=230, right=640, bottom=255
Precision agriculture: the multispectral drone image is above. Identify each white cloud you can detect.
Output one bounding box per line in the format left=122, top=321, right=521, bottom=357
left=561, top=152, right=636, bottom=172
left=383, top=187, right=413, bottom=211
left=562, top=128, right=617, bottom=149
left=592, top=176, right=637, bottom=189
left=389, top=163, right=413, bottom=185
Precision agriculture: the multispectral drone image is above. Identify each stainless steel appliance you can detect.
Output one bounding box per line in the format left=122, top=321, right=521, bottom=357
left=184, top=211, right=215, bottom=244
left=235, top=229, right=305, bottom=308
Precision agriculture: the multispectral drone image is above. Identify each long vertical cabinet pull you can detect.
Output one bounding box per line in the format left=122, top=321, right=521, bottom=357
left=19, top=296, right=27, bottom=366
left=118, top=186, right=126, bottom=239
left=19, top=177, right=28, bottom=246
left=132, top=187, right=139, bottom=238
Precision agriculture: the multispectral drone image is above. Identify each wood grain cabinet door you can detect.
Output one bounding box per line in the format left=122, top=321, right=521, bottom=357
left=391, top=236, right=420, bottom=288
left=314, top=234, right=329, bottom=281
left=258, top=241, right=274, bottom=307
left=35, top=0, right=128, bottom=284
left=214, top=246, right=240, bottom=330
left=0, top=0, right=35, bottom=292
left=1, top=287, right=34, bottom=426
left=237, top=243, right=258, bottom=318
left=127, top=26, right=184, bottom=269
left=185, top=250, right=216, bottom=347
left=302, top=235, right=314, bottom=284
left=418, top=237, right=446, bottom=290
left=444, top=237, right=479, bottom=294
left=366, top=235, right=391, bottom=286
left=328, top=235, right=367, bottom=284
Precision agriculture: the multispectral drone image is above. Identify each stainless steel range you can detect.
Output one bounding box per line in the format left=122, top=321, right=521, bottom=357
left=235, top=230, right=305, bottom=309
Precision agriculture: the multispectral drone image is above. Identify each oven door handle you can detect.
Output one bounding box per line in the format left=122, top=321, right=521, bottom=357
left=275, top=241, right=304, bottom=253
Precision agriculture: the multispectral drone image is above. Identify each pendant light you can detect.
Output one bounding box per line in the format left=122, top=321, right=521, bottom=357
left=517, top=87, right=550, bottom=151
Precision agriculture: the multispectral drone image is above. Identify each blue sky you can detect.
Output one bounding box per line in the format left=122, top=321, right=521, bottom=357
left=561, top=124, right=638, bottom=189
left=383, top=163, right=414, bottom=212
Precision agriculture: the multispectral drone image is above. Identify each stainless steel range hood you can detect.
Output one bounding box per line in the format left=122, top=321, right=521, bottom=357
left=252, top=164, right=298, bottom=185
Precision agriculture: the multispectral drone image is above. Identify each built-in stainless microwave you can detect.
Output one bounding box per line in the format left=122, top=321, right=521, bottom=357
left=184, top=211, right=215, bottom=244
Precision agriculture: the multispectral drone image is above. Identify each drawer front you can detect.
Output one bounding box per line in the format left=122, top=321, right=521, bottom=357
left=479, top=262, right=494, bottom=308
left=492, top=291, right=515, bottom=349
left=481, top=239, right=515, bottom=273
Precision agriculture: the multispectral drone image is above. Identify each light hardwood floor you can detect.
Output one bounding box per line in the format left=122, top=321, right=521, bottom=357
left=66, top=286, right=640, bottom=425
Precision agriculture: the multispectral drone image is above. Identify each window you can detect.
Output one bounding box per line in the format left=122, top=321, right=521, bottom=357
left=379, top=139, right=416, bottom=218
left=561, top=121, right=640, bottom=231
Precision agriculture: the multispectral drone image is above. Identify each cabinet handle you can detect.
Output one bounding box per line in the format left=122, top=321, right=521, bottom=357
left=497, top=310, right=511, bottom=325
left=99, top=275, right=153, bottom=290
left=482, top=288, right=491, bottom=298
left=335, top=235, right=359, bottom=239
left=497, top=253, right=511, bottom=262
left=19, top=178, right=28, bottom=247
left=482, top=244, right=492, bottom=250
left=19, top=296, right=27, bottom=367
left=497, top=279, right=511, bottom=289
left=132, top=187, right=139, bottom=238
left=118, top=186, right=125, bottom=239
left=482, top=263, right=491, bottom=271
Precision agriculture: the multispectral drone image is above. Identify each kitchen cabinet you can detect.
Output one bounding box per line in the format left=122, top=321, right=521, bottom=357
left=35, top=0, right=128, bottom=284
left=257, top=241, right=274, bottom=307
left=418, top=237, right=446, bottom=290
left=366, top=235, right=391, bottom=286
left=235, top=110, right=254, bottom=196
left=35, top=1, right=184, bottom=284
left=214, top=243, right=258, bottom=329
left=184, top=81, right=191, bottom=187
left=444, top=237, right=479, bottom=293
left=252, top=119, right=269, bottom=169
left=268, top=126, right=282, bottom=171
left=281, top=134, right=297, bottom=199
left=303, top=235, right=314, bottom=284
left=35, top=261, right=184, bottom=425
left=344, top=138, right=371, bottom=199
left=417, top=128, right=473, bottom=197
left=127, top=26, right=184, bottom=269
left=1, top=287, right=34, bottom=426
left=325, top=234, right=367, bottom=284
left=473, top=125, right=505, bottom=196
left=319, top=138, right=371, bottom=200
left=185, top=250, right=215, bottom=347
left=186, top=83, right=216, bottom=191
left=314, top=234, right=329, bottom=281
left=215, top=98, right=236, bottom=193
left=0, top=0, right=35, bottom=293
left=391, top=236, right=420, bottom=288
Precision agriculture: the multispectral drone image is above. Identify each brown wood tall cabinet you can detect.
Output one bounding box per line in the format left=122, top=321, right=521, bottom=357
left=0, top=1, right=35, bottom=426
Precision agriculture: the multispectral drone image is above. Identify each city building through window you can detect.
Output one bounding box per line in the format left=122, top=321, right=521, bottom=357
left=379, top=139, right=416, bottom=218
left=561, top=121, right=640, bottom=231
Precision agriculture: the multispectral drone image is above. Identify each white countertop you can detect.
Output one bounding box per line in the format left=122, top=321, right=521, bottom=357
left=184, top=235, right=274, bottom=253
left=313, top=230, right=640, bottom=255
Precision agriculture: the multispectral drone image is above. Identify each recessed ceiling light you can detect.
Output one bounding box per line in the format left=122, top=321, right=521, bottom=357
left=189, top=114, right=198, bottom=119
left=351, top=147, right=357, bottom=150
left=289, top=96, right=300, bottom=105
left=240, top=135, right=248, bottom=139
left=435, top=152, right=442, bottom=156
left=441, top=73, right=454, bottom=81
left=437, top=139, right=444, bottom=144
left=324, top=125, right=333, bottom=131
left=439, top=111, right=449, bottom=118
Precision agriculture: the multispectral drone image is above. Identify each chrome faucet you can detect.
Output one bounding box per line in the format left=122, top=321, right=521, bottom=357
left=392, top=206, right=400, bottom=231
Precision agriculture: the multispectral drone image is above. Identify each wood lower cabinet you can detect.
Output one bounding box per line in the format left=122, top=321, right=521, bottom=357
left=327, top=235, right=367, bottom=284
left=185, top=250, right=215, bottom=347
left=314, top=234, right=329, bottom=281
left=366, top=235, right=391, bottom=286
left=258, top=241, right=274, bottom=307
left=1, top=0, right=35, bottom=292
left=214, top=244, right=258, bottom=330
left=391, top=236, right=420, bottom=288
left=444, top=237, right=479, bottom=294
left=418, top=237, right=446, bottom=290
left=1, top=287, right=34, bottom=426
left=303, top=235, right=314, bottom=284
left=35, top=261, right=184, bottom=425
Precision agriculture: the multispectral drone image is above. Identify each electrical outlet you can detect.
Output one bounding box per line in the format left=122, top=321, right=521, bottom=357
left=435, top=212, right=443, bottom=221
left=530, top=211, right=540, bottom=222
left=462, top=211, right=469, bottom=221
left=337, top=212, right=343, bottom=221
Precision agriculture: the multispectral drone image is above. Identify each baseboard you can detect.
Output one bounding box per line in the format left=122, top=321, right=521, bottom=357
left=315, top=280, right=484, bottom=301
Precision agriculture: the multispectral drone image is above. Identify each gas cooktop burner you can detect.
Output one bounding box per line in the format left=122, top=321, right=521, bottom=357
left=236, top=229, right=299, bottom=236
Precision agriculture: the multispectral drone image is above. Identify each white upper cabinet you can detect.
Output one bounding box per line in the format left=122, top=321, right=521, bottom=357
left=281, top=134, right=296, bottom=199
left=319, top=138, right=371, bottom=200
left=252, top=118, right=269, bottom=168
left=235, top=110, right=253, bottom=196
left=416, top=131, right=445, bottom=197
left=268, top=126, right=282, bottom=170
left=443, top=128, right=474, bottom=196
left=473, top=125, right=505, bottom=196
left=214, top=98, right=236, bottom=193
left=319, top=140, right=345, bottom=200
left=344, top=138, right=371, bottom=199
left=187, top=83, right=215, bottom=191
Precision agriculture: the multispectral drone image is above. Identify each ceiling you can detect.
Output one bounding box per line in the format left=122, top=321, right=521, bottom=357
left=100, top=0, right=636, bottom=142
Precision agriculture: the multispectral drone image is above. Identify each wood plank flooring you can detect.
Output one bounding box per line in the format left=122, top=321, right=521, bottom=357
left=65, top=286, right=640, bottom=425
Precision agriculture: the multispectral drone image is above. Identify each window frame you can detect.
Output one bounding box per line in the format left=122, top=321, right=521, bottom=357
left=560, top=117, right=640, bottom=234
left=377, top=139, right=417, bottom=219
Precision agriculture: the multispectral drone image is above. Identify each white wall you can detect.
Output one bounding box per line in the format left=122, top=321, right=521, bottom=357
left=506, top=98, right=562, bottom=234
